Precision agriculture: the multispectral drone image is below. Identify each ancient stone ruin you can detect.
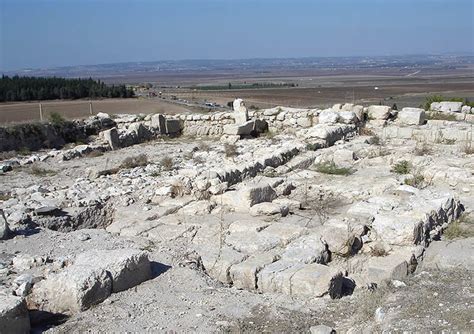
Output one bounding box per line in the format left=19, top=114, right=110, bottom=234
left=1, top=99, right=473, bottom=332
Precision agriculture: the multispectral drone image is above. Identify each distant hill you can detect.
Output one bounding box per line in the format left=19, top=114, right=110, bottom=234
left=3, top=54, right=473, bottom=80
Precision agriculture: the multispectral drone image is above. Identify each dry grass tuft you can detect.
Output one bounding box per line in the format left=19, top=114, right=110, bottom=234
left=444, top=215, right=474, bottom=240
left=160, top=157, right=174, bottom=171
left=29, top=166, right=57, bottom=177
left=461, top=142, right=474, bottom=155
left=414, top=142, right=432, bottom=156
left=120, top=154, right=148, bottom=169
left=86, top=150, right=104, bottom=158
left=224, top=143, right=238, bottom=158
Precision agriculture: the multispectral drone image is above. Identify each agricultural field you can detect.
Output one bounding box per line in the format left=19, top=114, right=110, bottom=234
left=0, top=98, right=197, bottom=124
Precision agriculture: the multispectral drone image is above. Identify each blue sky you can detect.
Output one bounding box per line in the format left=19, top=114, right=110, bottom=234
left=1, top=0, right=473, bottom=70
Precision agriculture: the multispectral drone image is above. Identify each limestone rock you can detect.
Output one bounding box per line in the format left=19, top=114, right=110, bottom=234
left=249, top=202, right=288, bottom=217
left=339, top=111, right=357, bottom=124
left=230, top=252, right=279, bottom=290
left=219, top=183, right=277, bottom=209
left=223, top=120, right=254, bottom=135
left=101, top=127, right=120, bottom=150
left=365, top=249, right=414, bottom=283
left=398, top=108, right=426, bottom=125
left=319, top=110, right=339, bottom=124
left=281, top=233, right=330, bottom=264
left=430, top=101, right=463, bottom=113
left=151, top=114, right=166, bottom=133
left=0, top=289, right=30, bottom=334
left=0, top=209, right=11, bottom=240
left=421, top=238, right=474, bottom=271
left=73, top=249, right=152, bottom=293
left=310, top=324, right=336, bottom=334
left=368, top=105, right=391, bottom=120
left=461, top=105, right=472, bottom=114
left=233, top=99, right=249, bottom=124
left=96, top=112, right=110, bottom=119
left=29, top=266, right=112, bottom=314
left=165, top=119, right=181, bottom=134
left=290, top=264, right=344, bottom=299
left=333, top=149, right=355, bottom=167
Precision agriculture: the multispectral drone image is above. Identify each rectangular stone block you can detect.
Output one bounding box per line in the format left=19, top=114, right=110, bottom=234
left=289, top=263, right=344, bottom=298
left=257, top=260, right=305, bottom=294
left=29, top=266, right=112, bottom=314
left=0, top=290, right=30, bottom=333
left=229, top=252, right=279, bottom=290
left=74, top=249, right=152, bottom=293
left=151, top=114, right=166, bottom=134
left=165, top=119, right=181, bottom=134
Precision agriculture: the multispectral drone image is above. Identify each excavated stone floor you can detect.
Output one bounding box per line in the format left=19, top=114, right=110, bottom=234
left=1, top=110, right=474, bottom=332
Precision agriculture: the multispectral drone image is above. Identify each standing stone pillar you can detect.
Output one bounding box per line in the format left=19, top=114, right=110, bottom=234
left=233, top=99, right=248, bottom=124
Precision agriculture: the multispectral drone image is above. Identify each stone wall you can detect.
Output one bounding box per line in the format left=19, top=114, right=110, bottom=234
left=0, top=116, right=115, bottom=152
left=163, top=103, right=363, bottom=137
left=381, top=120, right=473, bottom=143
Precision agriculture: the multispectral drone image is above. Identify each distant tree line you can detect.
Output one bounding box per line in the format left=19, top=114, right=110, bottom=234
left=0, top=75, right=135, bottom=102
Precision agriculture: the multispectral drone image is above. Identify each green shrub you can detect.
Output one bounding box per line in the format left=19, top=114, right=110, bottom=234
left=404, top=174, right=425, bottom=188
left=48, top=112, right=65, bottom=126
left=391, top=160, right=411, bottom=174
left=314, top=161, right=352, bottom=176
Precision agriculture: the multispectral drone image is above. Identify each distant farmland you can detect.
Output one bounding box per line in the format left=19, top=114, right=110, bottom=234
left=0, top=98, right=195, bottom=124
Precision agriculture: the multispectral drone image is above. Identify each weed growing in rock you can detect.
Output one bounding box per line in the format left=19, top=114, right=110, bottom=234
left=426, top=112, right=457, bottom=121
left=404, top=174, right=425, bottom=188
left=359, top=127, right=376, bottom=136
left=391, top=160, right=411, bottom=174
left=120, top=154, right=148, bottom=169
left=461, top=142, right=474, bottom=155
left=198, top=142, right=211, bottom=152
left=0, top=192, right=12, bottom=201
left=183, top=151, right=194, bottom=160
left=160, top=157, right=174, bottom=171
left=264, top=130, right=277, bottom=140
left=370, top=244, right=389, bottom=257
left=170, top=183, right=186, bottom=197
left=193, top=155, right=205, bottom=165
left=306, top=143, right=320, bottom=151
left=29, top=166, right=56, bottom=177
left=443, top=138, right=456, bottom=145
left=86, top=151, right=104, bottom=158
left=443, top=214, right=474, bottom=240
left=356, top=287, right=391, bottom=323
left=414, top=141, right=432, bottom=156
left=314, top=161, right=352, bottom=176
left=224, top=143, right=238, bottom=158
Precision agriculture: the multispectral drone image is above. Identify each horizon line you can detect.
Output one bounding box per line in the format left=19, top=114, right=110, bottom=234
left=2, top=52, right=474, bottom=74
